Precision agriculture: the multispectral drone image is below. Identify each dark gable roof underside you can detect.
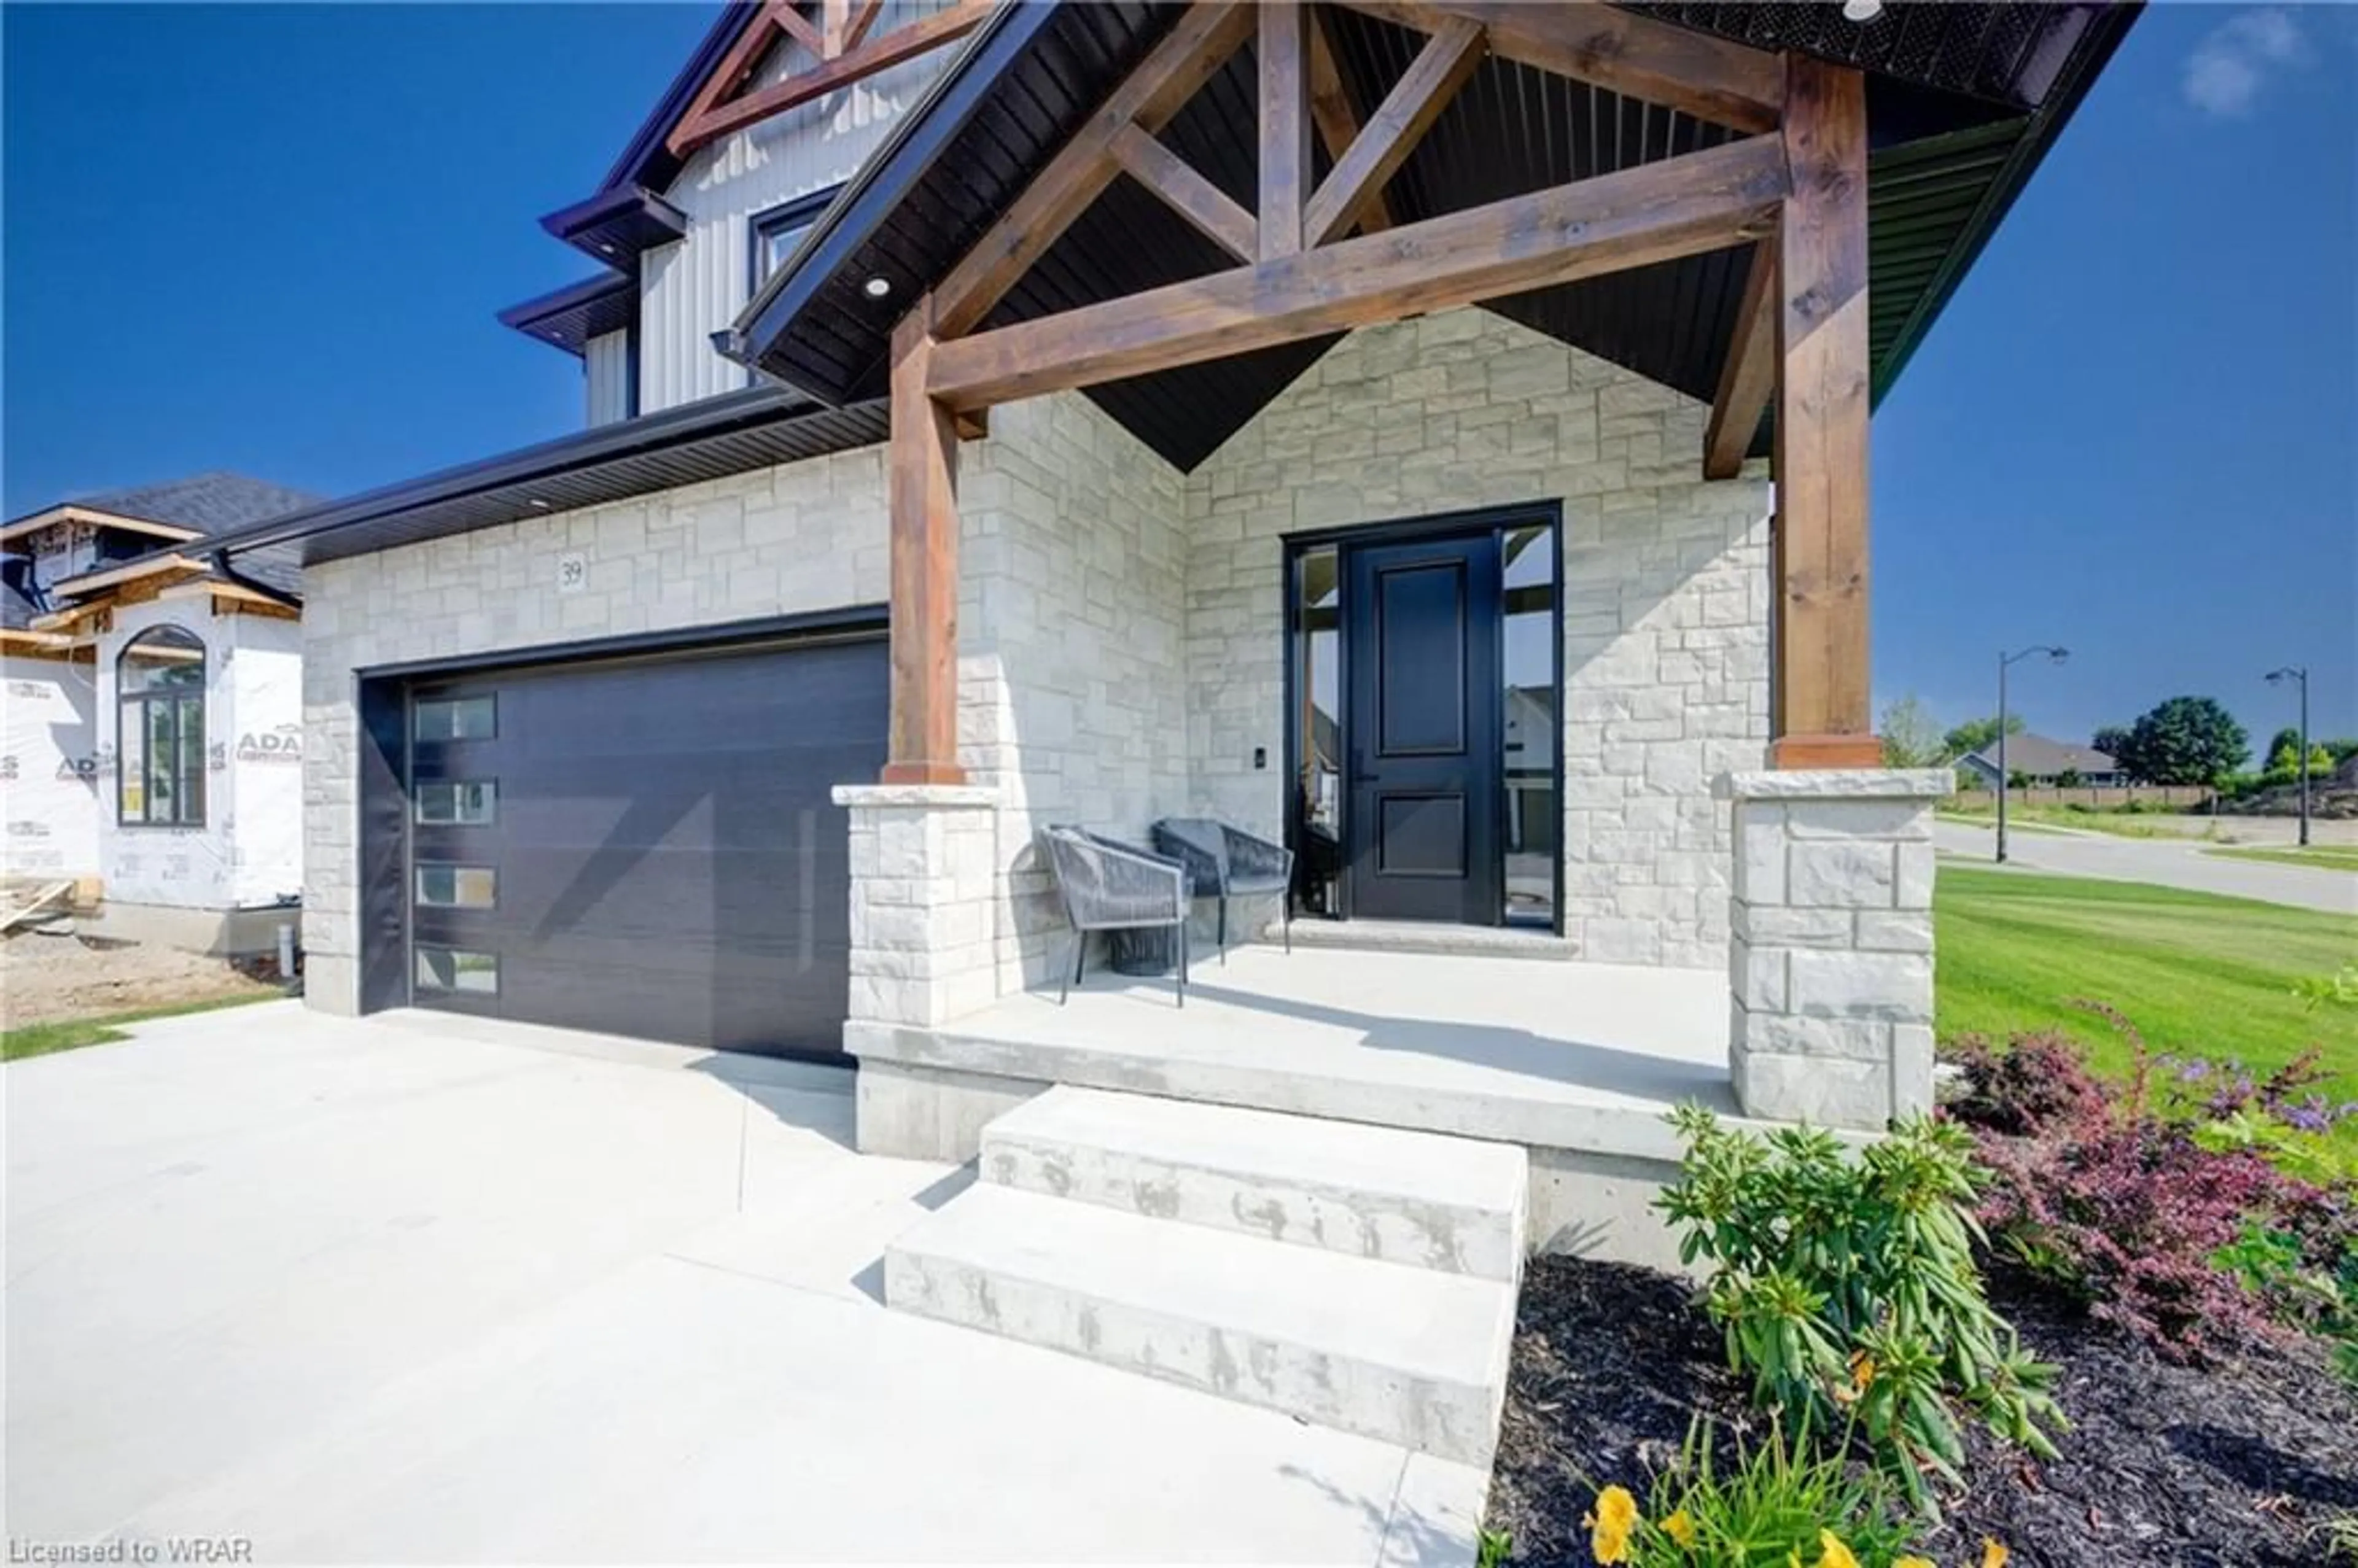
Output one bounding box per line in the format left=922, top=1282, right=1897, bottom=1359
left=741, top=1, right=2137, bottom=472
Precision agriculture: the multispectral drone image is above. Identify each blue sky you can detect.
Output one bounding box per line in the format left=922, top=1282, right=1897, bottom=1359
left=6, top=4, right=2352, bottom=750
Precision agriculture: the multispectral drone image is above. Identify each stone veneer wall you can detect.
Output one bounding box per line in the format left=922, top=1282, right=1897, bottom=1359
left=1721, top=769, right=1947, bottom=1129
left=1184, top=311, right=1773, bottom=968
left=954, top=391, right=1191, bottom=993
left=300, top=309, right=1773, bottom=1012
left=298, top=451, right=892, bottom=1013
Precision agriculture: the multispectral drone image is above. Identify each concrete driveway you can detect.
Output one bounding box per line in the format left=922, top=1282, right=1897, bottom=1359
left=4, top=1001, right=1482, bottom=1564
left=1934, top=819, right=2357, bottom=915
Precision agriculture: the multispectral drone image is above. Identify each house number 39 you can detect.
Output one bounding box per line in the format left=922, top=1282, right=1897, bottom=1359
left=556, top=552, right=588, bottom=595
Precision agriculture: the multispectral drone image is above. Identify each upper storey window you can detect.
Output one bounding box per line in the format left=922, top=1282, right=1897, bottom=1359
left=750, top=187, right=840, bottom=290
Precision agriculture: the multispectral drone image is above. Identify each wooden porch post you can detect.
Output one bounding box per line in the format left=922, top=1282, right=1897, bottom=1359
left=1769, top=53, right=1878, bottom=769
left=881, top=297, right=965, bottom=785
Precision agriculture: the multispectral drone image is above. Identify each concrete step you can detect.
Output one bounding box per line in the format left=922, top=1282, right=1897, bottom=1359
left=884, top=1182, right=1516, bottom=1464
left=981, top=1086, right=1528, bottom=1281
left=1273, top=918, right=1577, bottom=961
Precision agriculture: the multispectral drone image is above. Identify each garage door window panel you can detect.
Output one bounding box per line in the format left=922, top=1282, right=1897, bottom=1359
left=414, top=696, right=496, bottom=742
left=416, top=780, right=497, bottom=826
left=415, top=947, right=499, bottom=995
left=416, top=864, right=497, bottom=909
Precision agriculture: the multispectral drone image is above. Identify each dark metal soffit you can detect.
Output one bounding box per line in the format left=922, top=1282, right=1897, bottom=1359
left=497, top=272, right=639, bottom=357
left=208, top=390, right=886, bottom=569
left=731, top=1, right=2138, bottom=474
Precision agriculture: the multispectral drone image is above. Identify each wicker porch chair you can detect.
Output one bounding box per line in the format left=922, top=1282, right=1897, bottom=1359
left=1151, top=817, right=1296, bottom=963
left=1038, top=825, right=1191, bottom=1007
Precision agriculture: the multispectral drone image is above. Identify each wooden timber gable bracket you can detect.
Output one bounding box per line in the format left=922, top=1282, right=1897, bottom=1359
left=667, top=0, right=995, bottom=158
left=876, top=0, right=1880, bottom=785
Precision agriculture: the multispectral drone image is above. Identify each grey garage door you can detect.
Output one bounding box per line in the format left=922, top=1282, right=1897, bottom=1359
left=396, top=634, right=887, bottom=1059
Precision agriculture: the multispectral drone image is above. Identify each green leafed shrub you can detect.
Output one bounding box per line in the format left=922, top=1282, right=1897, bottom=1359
left=1583, top=1415, right=1931, bottom=1566
left=1656, top=1108, right=2064, bottom=1513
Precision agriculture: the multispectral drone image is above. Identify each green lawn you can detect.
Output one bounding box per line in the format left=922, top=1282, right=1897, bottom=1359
left=1, top=992, right=281, bottom=1064
left=1939, top=799, right=2223, bottom=840
left=1935, top=866, right=2358, bottom=1156
left=2205, top=844, right=2358, bottom=874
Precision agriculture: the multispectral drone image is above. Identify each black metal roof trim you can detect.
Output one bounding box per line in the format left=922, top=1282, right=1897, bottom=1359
left=729, top=0, right=1095, bottom=401
left=599, top=3, right=765, bottom=204
left=728, top=1, right=2137, bottom=475
left=497, top=271, right=639, bottom=355
left=206, top=390, right=886, bottom=569
left=539, top=184, right=690, bottom=268
left=1867, top=3, right=2139, bottom=400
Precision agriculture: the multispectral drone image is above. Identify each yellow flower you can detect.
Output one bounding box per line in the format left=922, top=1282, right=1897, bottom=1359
left=1895, top=1558, right=1937, bottom=1568
left=1811, top=1530, right=1858, bottom=1568
left=1584, top=1486, right=1638, bottom=1565
left=1661, top=1509, right=1697, bottom=1548
left=1850, top=1351, right=1877, bottom=1391
left=1983, top=1541, right=2010, bottom=1568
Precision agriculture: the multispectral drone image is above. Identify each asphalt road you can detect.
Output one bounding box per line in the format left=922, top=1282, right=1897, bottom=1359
left=1934, top=819, right=2358, bottom=916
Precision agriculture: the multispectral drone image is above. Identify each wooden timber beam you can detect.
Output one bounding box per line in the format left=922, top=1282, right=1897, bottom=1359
left=820, top=0, right=850, bottom=57
left=881, top=298, right=965, bottom=785
left=1302, top=14, right=1483, bottom=247
left=1307, top=8, right=1390, bottom=233
left=1258, top=2, right=1310, bottom=259
left=669, top=0, right=990, bottom=158
left=677, top=0, right=815, bottom=142
left=927, top=134, right=1786, bottom=411
left=842, top=0, right=885, bottom=52
left=932, top=2, right=1256, bottom=339
left=773, top=2, right=827, bottom=60
left=1108, top=123, right=1258, bottom=262
left=1770, top=53, right=1875, bottom=767
left=1339, top=0, right=1781, bottom=135
left=1702, top=237, right=1776, bottom=480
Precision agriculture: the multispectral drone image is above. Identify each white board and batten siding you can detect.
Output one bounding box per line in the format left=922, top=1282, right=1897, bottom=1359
left=638, top=0, right=960, bottom=414
left=585, top=330, right=632, bottom=427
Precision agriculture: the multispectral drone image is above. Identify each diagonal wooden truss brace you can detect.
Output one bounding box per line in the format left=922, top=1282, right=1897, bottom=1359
left=872, top=2, right=1887, bottom=784
left=667, top=0, right=991, bottom=158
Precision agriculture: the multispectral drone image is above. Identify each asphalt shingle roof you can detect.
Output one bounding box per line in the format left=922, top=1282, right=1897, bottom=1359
left=1964, top=734, right=2120, bottom=777
left=53, top=471, right=325, bottom=601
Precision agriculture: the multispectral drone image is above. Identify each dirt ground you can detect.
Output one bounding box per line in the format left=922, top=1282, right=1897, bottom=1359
left=1, top=932, right=281, bottom=1030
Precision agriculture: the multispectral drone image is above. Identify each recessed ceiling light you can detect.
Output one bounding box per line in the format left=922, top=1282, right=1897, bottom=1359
left=863, top=276, right=892, bottom=300
left=526, top=497, right=551, bottom=510
left=597, top=242, right=616, bottom=254
left=1841, top=0, right=1882, bottom=20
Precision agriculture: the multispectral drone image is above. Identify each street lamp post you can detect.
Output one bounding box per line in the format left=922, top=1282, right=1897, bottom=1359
left=2266, top=665, right=2311, bottom=847
left=1996, top=645, right=2069, bottom=864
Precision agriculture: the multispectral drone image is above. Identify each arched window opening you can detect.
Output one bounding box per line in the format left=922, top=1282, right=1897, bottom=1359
left=118, top=626, right=207, bottom=826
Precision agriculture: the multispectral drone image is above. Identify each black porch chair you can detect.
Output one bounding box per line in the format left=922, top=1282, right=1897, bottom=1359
left=1038, top=825, right=1190, bottom=1007
left=1151, top=817, right=1296, bottom=963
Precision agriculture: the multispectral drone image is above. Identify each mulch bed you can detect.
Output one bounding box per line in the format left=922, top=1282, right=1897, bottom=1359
left=1487, top=1257, right=2358, bottom=1567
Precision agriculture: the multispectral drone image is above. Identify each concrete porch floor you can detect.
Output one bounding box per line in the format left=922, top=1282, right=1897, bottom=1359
left=4, top=1001, right=1484, bottom=1564
left=858, top=944, right=1741, bottom=1166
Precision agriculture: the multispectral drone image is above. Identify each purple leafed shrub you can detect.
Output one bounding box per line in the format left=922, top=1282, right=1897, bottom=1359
left=1945, top=1007, right=2296, bottom=1360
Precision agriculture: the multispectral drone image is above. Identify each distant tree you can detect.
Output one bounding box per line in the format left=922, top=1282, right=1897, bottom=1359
left=2265, top=740, right=2337, bottom=782
left=1943, top=713, right=2025, bottom=761
left=2116, top=697, right=2249, bottom=786
left=1879, top=695, right=1947, bottom=768
left=2327, top=738, right=2358, bottom=766
left=2008, top=769, right=2033, bottom=791
left=2054, top=767, right=2084, bottom=790
left=2091, top=725, right=2132, bottom=765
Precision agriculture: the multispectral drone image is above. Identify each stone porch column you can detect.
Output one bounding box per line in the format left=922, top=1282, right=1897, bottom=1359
left=1714, top=769, right=1950, bottom=1130
left=833, top=783, right=1001, bottom=1028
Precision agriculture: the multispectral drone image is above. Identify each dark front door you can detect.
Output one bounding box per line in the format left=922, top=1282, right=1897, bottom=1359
left=1343, top=534, right=1503, bottom=924
left=401, top=635, right=887, bottom=1059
